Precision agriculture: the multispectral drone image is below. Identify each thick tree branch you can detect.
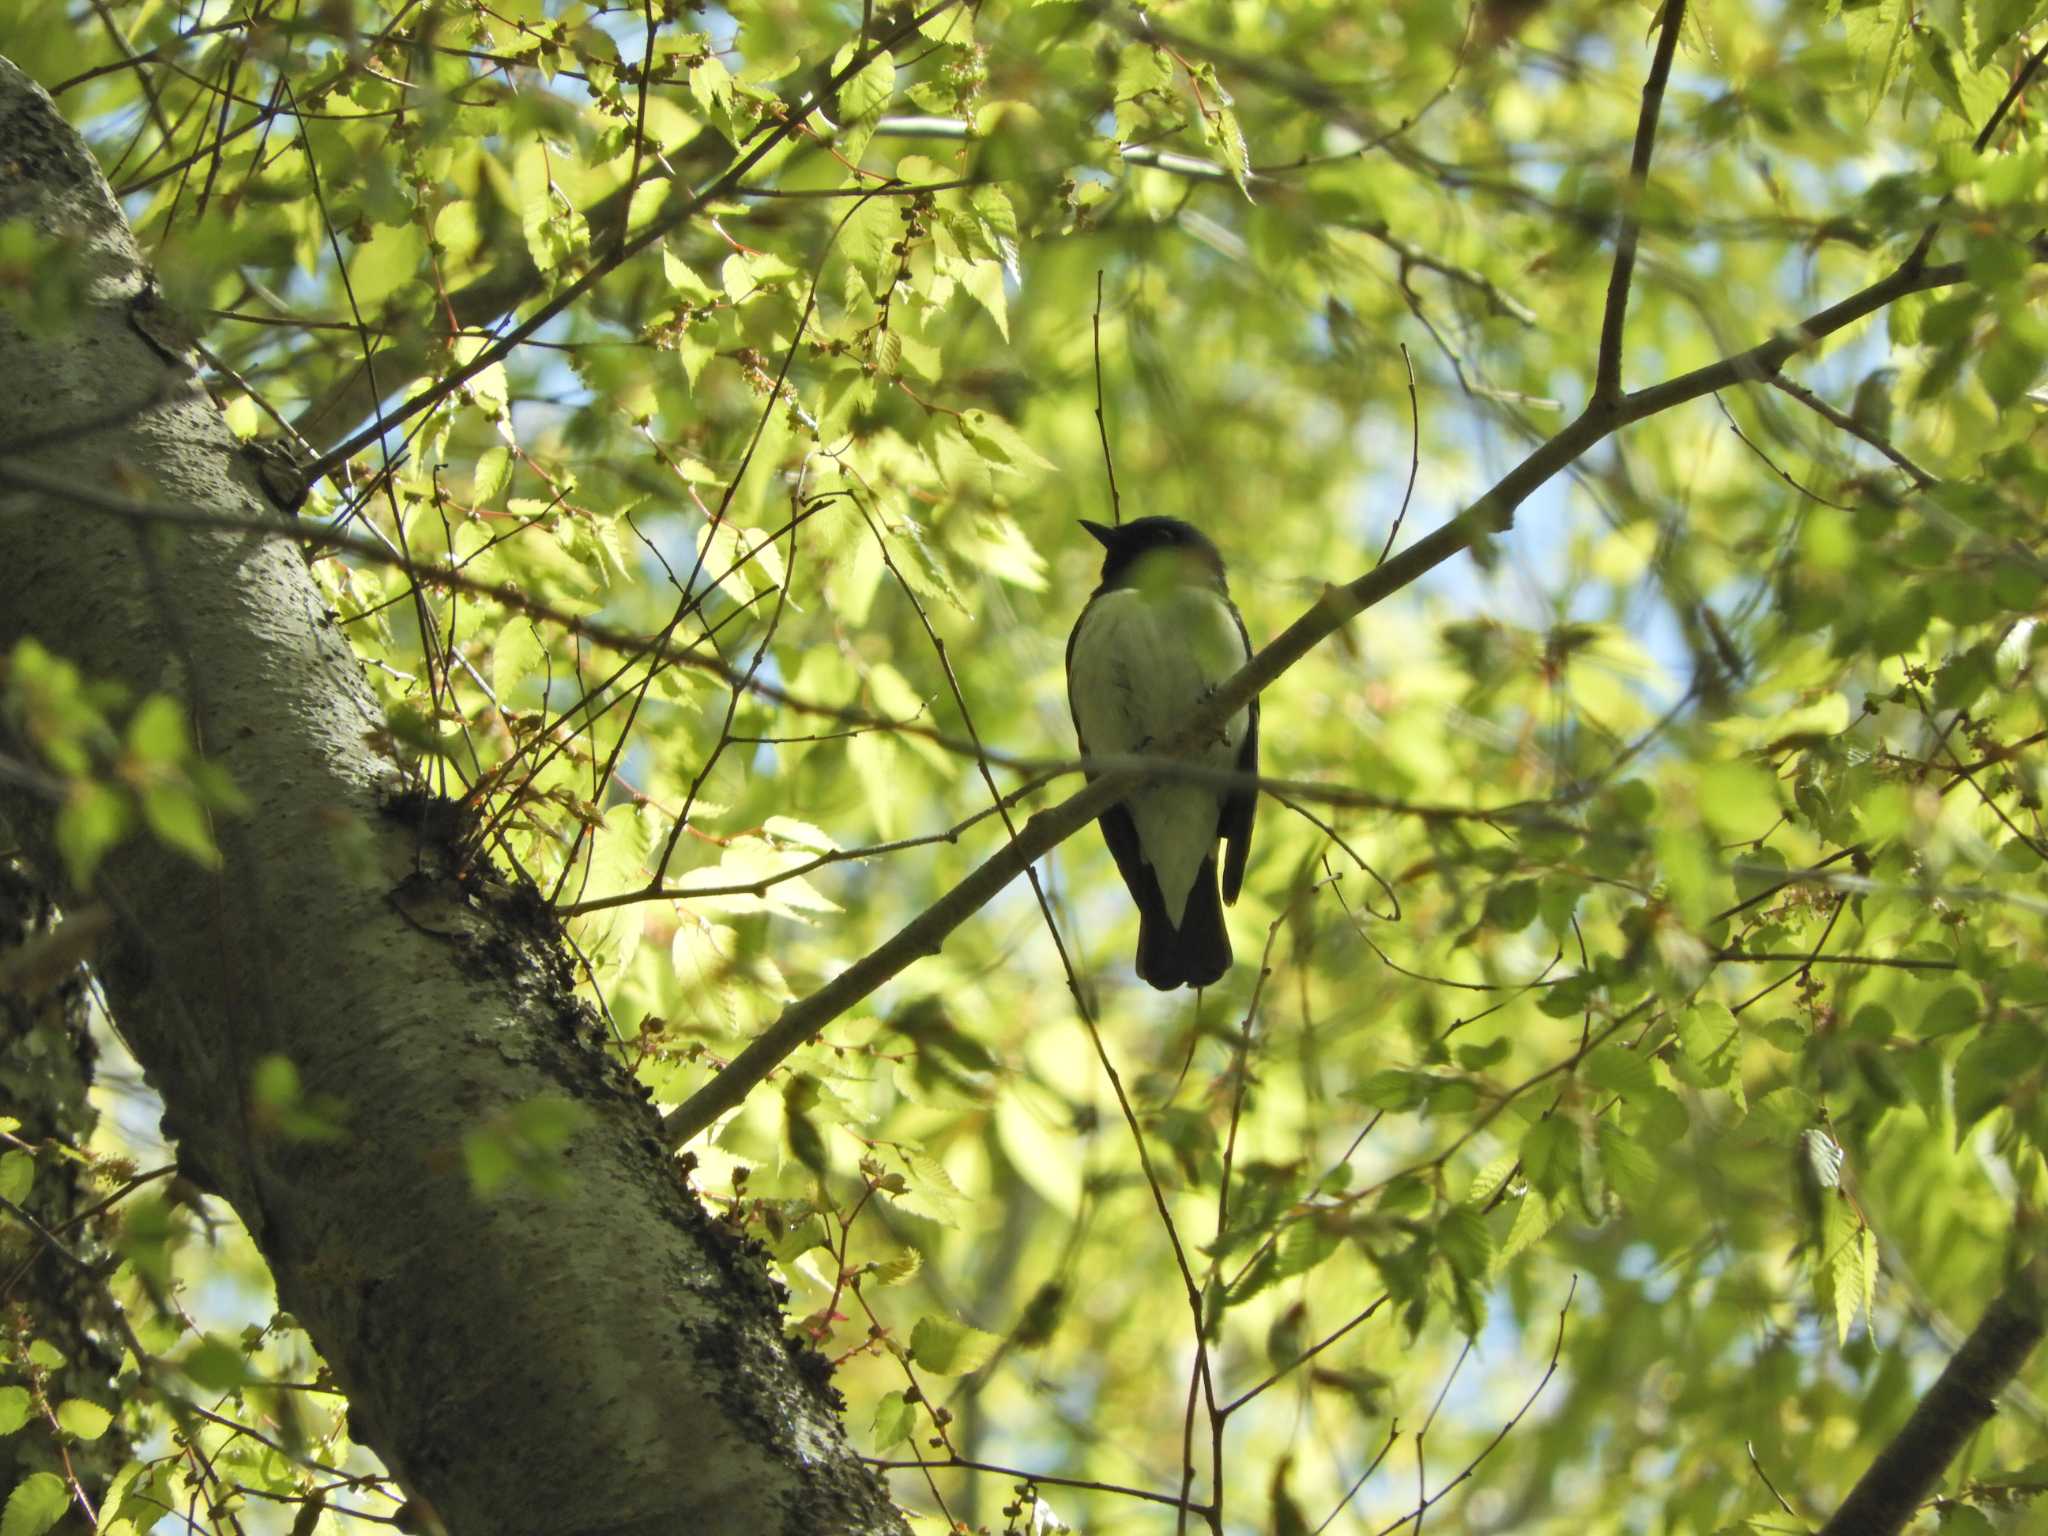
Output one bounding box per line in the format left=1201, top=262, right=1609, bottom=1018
left=1817, top=1271, right=2047, bottom=1536
left=0, top=55, right=908, bottom=1533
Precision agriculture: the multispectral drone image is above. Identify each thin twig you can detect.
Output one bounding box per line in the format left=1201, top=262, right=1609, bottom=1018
left=1093, top=271, right=1123, bottom=524
left=1714, top=392, right=1854, bottom=510
left=1746, top=1440, right=1801, bottom=1520
left=865, top=1455, right=1209, bottom=1514
left=1768, top=374, right=1935, bottom=489
left=1377, top=342, right=1421, bottom=565
left=1369, top=1276, right=1576, bottom=1536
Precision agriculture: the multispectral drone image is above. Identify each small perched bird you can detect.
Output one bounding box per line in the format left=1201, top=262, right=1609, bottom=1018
left=1065, top=517, right=1258, bottom=989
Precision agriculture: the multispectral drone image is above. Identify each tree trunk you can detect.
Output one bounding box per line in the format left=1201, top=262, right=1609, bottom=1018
left=0, top=57, right=905, bottom=1536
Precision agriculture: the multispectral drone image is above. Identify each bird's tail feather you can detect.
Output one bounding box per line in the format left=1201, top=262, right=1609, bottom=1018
left=1136, top=857, right=1231, bottom=991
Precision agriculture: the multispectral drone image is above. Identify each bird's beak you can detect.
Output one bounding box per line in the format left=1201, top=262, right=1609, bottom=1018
left=1079, top=519, right=1116, bottom=548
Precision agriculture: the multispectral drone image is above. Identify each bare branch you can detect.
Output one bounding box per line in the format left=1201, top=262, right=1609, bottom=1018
left=1768, top=373, right=1935, bottom=490
left=1594, top=0, right=1687, bottom=405
left=1817, top=1274, right=2046, bottom=1536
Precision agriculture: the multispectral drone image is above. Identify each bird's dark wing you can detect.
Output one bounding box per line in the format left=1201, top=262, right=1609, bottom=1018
left=1101, top=803, right=1189, bottom=990
left=1167, top=857, right=1231, bottom=988
left=1219, top=603, right=1258, bottom=906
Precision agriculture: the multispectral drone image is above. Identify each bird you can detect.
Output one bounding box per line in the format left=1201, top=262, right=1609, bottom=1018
left=1065, top=516, right=1258, bottom=989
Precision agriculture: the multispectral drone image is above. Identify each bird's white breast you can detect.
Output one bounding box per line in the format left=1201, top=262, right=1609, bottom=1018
left=1069, top=584, right=1250, bottom=924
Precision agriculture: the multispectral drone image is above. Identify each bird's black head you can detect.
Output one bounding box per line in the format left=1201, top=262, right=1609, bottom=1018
left=1080, top=517, right=1228, bottom=592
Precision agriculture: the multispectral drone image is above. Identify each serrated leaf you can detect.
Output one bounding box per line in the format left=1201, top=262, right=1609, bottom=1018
left=1830, top=1210, right=1870, bottom=1345
left=763, top=817, right=839, bottom=853
left=0, top=1385, right=29, bottom=1435
left=1211, top=105, right=1251, bottom=196
left=671, top=918, right=742, bottom=1032
left=1583, top=1045, right=1655, bottom=1098
left=473, top=445, right=512, bottom=503
left=1270, top=1215, right=1341, bottom=1284
left=971, top=187, right=1020, bottom=280
left=1520, top=1116, right=1578, bottom=1196
left=1, top=1474, right=68, bottom=1536
left=839, top=195, right=900, bottom=294
left=957, top=409, right=1055, bottom=473
left=1674, top=1000, right=1739, bottom=1080
left=1464, top=1151, right=1520, bottom=1206
left=869, top=1249, right=923, bottom=1287
left=1936, top=1502, right=1998, bottom=1534
left=1435, top=1202, right=1493, bottom=1279
left=1817, top=1194, right=1860, bottom=1345
left=493, top=621, right=545, bottom=705
left=1745, top=1087, right=1816, bottom=1146
left=1499, top=1187, right=1556, bottom=1266
left=1597, top=1122, right=1659, bottom=1205
left=960, top=259, right=1009, bottom=340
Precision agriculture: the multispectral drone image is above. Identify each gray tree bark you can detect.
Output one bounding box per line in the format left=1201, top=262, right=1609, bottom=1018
left=0, top=56, right=907, bottom=1536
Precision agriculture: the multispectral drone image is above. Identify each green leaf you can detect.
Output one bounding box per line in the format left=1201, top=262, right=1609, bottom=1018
left=1481, top=879, right=1539, bottom=932
left=347, top=222, right=427, bottom=311
left=1936, top=1503, right=1999, bottom=1535
left=139, top=784, right=220, bottom=869
left=833, top=44, right=895, bottom=118
left=0, top=1150, right=33, bottom=1205
left=56, top=1398, right=112, bottom=1441
left=1825, top=1201, right=1875, bottom=1345
left=1454, top=1036, right=1511, bottom=1071
left=956, top=409, right=1055, bottom=473
left=1917, top=985, right=1979, bottom=1037
left=55, top=781, right=131, bottom=888
left=871, top=1389, right=917, bottom=1449
left=0, top=1474, right=68, bottom=1536
left=1674, top=1001, right=1740, bottom=1082
left=0, top=1386, right=29, bottom=1435
left=1435, top=1202, right=1493, bottom=1279
left=1865, top=586, right=1930, bottom=654
left=1597, top=1122, right=1659, bottom=1205
left=177, top=1337, right=251, bottom=1392
left=1270, top=1215, right=1342, bottom=1284
left=909, top=1315, right=1001, bottom=1375
left=1582, top=1046, right=1655, bottom=1099
left=1519, top=1116, right=1578, bottom=1197
left=1499, top=1186, right=1557, bottom=1266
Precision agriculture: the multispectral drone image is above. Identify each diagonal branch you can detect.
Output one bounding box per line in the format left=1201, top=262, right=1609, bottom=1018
left=1594, top=0, right=1687, bottom=405
left=1768, top=373, right=1936, bottom=489
left=660, top=244, right=1975, bottom=1148
left=1816, top=1268, right=2046, bottom=1536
